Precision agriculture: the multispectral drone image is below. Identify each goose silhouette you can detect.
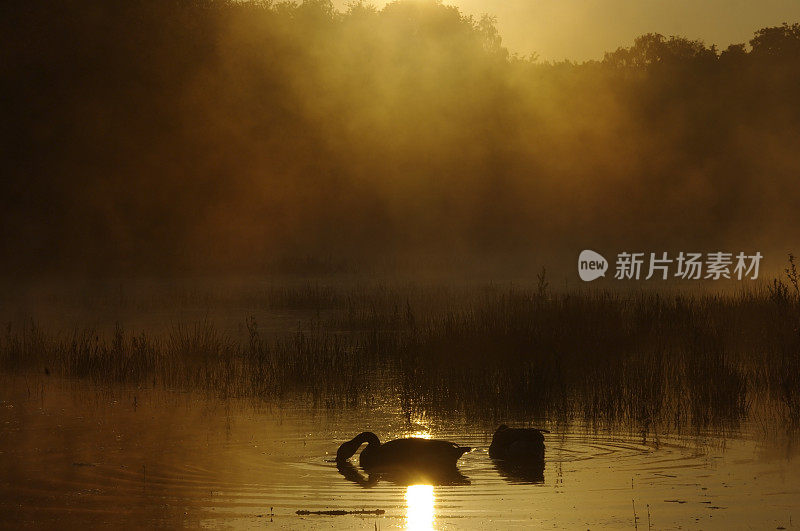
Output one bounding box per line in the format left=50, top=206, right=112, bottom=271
left=489, top=424, right=547, bottom=461
left=335, top=431, right=471, bottom=471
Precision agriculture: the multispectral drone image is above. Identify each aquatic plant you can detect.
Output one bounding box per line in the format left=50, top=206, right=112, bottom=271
left=2, top=271, right=800, bottom=436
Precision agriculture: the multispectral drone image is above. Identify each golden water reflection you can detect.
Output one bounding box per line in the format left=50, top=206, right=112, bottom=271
left=405, top=484, right=435, bottom=530
left=3, top=376, right=800, bottom=529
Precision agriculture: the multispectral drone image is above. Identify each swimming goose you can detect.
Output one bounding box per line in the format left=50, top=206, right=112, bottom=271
left=489, top=424, right=547, bottom=460
left=336, top=431, right=471, bottom=470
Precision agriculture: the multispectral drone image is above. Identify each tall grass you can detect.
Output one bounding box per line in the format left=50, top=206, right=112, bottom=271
left=2, top=278, right=799, bottom=435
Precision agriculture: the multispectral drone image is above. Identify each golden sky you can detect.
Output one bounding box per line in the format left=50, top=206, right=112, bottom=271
left=334, top=0, right=800, bottom=61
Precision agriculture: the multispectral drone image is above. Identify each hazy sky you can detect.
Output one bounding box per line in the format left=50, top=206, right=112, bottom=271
left=334, top=0, right=800, bottom=61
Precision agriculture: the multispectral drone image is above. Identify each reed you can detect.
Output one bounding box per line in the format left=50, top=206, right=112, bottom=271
left=2, top=275, right=799, bottom=436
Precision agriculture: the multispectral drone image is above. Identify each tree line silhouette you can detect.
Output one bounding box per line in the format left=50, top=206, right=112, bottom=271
left=2, top=0, right=799, bottom=276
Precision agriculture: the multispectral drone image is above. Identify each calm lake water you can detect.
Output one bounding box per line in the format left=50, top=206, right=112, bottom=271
left=1, top=375, right=798, bottom=529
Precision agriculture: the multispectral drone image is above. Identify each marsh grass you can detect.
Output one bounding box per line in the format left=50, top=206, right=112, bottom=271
left=2, top=279, right=799, bottom=435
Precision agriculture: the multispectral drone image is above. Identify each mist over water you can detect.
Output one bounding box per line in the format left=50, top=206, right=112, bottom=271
left=3, top=2, right=800, bottom=528
left=2, top=1, right=800, bottom=277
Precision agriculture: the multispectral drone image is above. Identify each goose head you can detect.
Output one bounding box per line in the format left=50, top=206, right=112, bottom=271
left=336, top=431, right=381, bottom=463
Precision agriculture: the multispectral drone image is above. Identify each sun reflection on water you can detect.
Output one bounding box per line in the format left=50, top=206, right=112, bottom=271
left=405, top=484, right=435, bottom=530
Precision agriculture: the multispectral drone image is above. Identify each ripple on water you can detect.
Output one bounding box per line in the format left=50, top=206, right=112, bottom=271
left=1, top=377, right=799, bottom=530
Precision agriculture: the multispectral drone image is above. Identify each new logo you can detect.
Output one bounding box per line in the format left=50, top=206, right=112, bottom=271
left=578, top=250, right=608, bottom=281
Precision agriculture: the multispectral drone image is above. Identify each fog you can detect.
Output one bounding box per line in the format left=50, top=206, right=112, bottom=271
left=334, top=0, right=800, bottom=62
left=2, top=0, right=799, bottom=278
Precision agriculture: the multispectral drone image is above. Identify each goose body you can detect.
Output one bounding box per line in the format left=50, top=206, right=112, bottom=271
left=336, top=432, right=471, bottom=471
left=489, top=424, right=546, bottom=461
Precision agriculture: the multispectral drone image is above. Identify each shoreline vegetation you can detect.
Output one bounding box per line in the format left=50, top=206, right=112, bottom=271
left=3, top=268, right=799, bottom=438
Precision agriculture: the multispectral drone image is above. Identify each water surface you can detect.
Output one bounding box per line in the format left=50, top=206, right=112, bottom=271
left=1, top=376, right=798, bottom=529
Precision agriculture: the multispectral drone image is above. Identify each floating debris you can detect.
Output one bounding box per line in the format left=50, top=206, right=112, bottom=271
left=296, top=509, right=385, bottom=516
